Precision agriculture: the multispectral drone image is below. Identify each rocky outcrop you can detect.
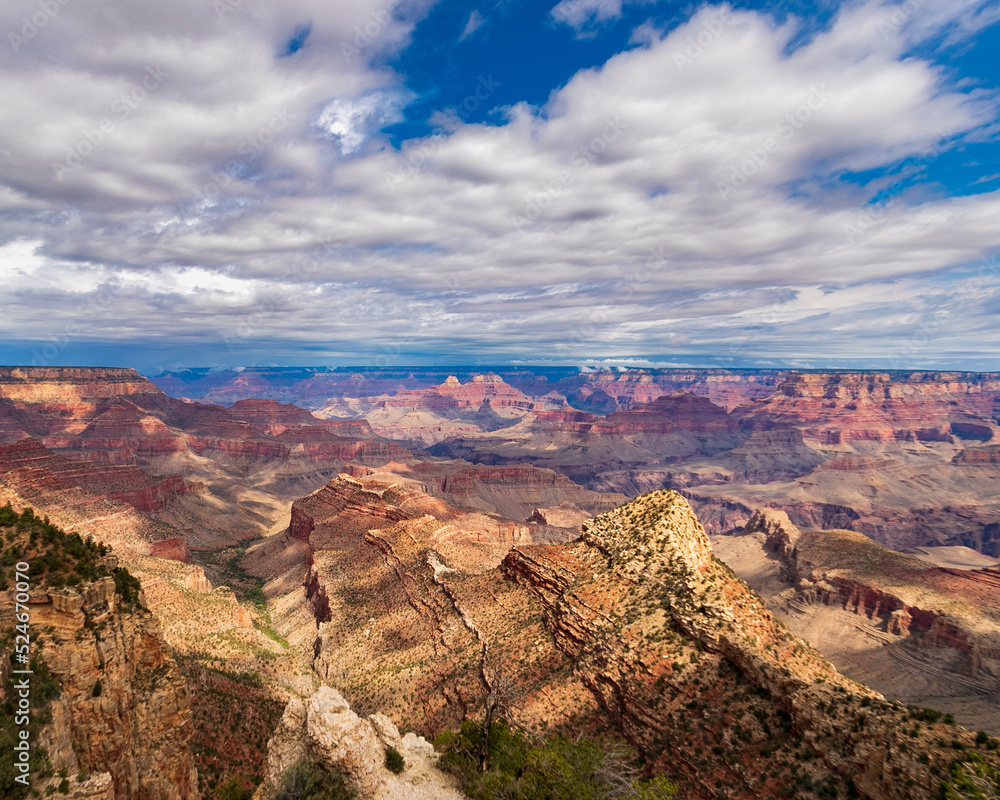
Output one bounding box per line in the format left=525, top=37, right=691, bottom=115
left=289, top=463, right=617, bottom=559
left=255, top=687, right=464, bottom=800
left=527, top=502, right=591, bottom=529
left=502, top=491, right=1000, bottom=799
left=380, top=373, right=537, bottom=414
left=743, top=509, right=1000, bottom=681
left=0, top=366, right=163, bottom=408
left=953, top=445, right=1000, bottom=465
left=150, top=537, right=191, bottom=562
left=185, top=567, right=213, bottom=593
left=0, top=576, right=199, bottom=800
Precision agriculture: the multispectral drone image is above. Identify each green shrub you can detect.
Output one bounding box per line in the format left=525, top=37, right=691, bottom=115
left=274, top=758, right=354, bottom=800
left=437, top=720, right=678, bottom=800
left=908, top=706, right=943, bottom=724
left=113, top=568, right=143, bottom=607
left=943, top=752, right=1000, bottom=800
left=384, top=747, right=405, bottom=775
left=214, top=776, right=253, bottom=800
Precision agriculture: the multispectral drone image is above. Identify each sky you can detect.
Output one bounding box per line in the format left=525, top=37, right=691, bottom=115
left=1, top=0, right=999, bottom=374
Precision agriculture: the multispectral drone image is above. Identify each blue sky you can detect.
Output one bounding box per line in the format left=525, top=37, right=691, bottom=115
left=1, top=0, right=999, bottom=374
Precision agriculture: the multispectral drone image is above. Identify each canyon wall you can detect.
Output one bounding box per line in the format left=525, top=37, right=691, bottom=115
left=1, top=562, right=198, bottom=799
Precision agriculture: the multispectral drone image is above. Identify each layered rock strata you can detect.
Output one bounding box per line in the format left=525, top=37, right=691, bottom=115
left=0, top=572, right=198, bottom=799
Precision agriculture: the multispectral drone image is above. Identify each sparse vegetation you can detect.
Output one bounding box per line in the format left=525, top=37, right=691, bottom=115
left=0, top=504, right=118, bottom=591
left=384, top=746, right=405, bottom=774
left=436, top=721, right=678, bottom=799
left=214, top=775, right=255, bottom=800
left=177, top=656, right=283, bottom=798
left=944, top=752, right=1000, bottom=799
left=273, top=757, right=355, bottom=800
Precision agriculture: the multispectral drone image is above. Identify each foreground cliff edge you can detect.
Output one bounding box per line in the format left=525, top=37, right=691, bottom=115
left=1, top=506, right=198, bottom=800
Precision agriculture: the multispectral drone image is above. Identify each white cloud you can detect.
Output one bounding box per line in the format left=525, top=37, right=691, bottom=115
left=0, top=0, right=998, bottom=367
left=317, top=92, right=407, bottom=154
left=460, top=10, right=485, bottom=40
left=550, top=0, right=653, bottom=34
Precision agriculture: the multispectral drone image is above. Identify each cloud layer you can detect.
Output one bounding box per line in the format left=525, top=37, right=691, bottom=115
left=1, top=0, right=999, bottom=370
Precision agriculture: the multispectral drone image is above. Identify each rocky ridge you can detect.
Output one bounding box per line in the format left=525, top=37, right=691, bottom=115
left=291, top=476, right=1000, bottom=798
left=503, top=491, right=1000, bottom=799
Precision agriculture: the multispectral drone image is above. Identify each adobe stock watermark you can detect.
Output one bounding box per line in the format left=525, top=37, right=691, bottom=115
left=366, top=329, right=420, bottom=369
left=339, top=0, right=403, bottom=60
left=213, top=0, right=247, bottom=20
left=717, top=85, right=832, bottom=200
left=7, top=0, right=70, bottom=54
left=878, top=0, right=928, bottom=38
left=51, top=65, right=169, bottom=180
left=27, top=284, right=123, bottom=366
left=221, top=231, right=330, bottom=353
left=385, top=75, right=502, bottom=188
left=887, top=253, right=1000, bottom=369
left=712, top=310, right=784, bottom=369
left=672, top=7, right=736, bottom=72
left=195, top=108, right=292, bottom=204
left=11, top=560, right=34, bottom=787
left=510, top=116, right=629, bottom=228
left=550, top=247, right=658, bottom=362
left=222, top=286, right=294, bottom=353
left=842, top=127, right=953, bottom=245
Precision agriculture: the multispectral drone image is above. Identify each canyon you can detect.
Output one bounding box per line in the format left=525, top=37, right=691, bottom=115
left=2, top=365, right=1000, bottom=800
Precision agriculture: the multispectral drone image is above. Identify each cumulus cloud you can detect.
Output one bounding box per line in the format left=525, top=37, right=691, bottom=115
left=0, top=0, right=999, bottom=369
left=550, top=0, right=653, bottom=35
left=317, top=92, right=408, bottom=154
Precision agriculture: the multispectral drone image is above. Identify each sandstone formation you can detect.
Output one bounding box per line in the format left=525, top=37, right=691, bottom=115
left=715, top=509, right=1000, bottom=733
left=289, top=477, right=1000, bottom=798
left=326, top=374, right=562, bottom=447
left=0, top=550, right=198, bottom=799
left=254, top=686, right=464, bottom=800
left=0, top=367, right=412, bottom=549
left=185, top=567, right=213, bottom=593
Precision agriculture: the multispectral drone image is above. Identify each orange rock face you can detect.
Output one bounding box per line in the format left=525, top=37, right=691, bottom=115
left=0, top=436, right=192, bottom=512
left=739, top=371, right=1000, bottom=443
left=379, top=373, right=538, bottom=413
left=0, top=568, right=199, bottom=800
left=297, top=487, right=999, bottom=799
left=0, top=366, right=413, bottom=550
